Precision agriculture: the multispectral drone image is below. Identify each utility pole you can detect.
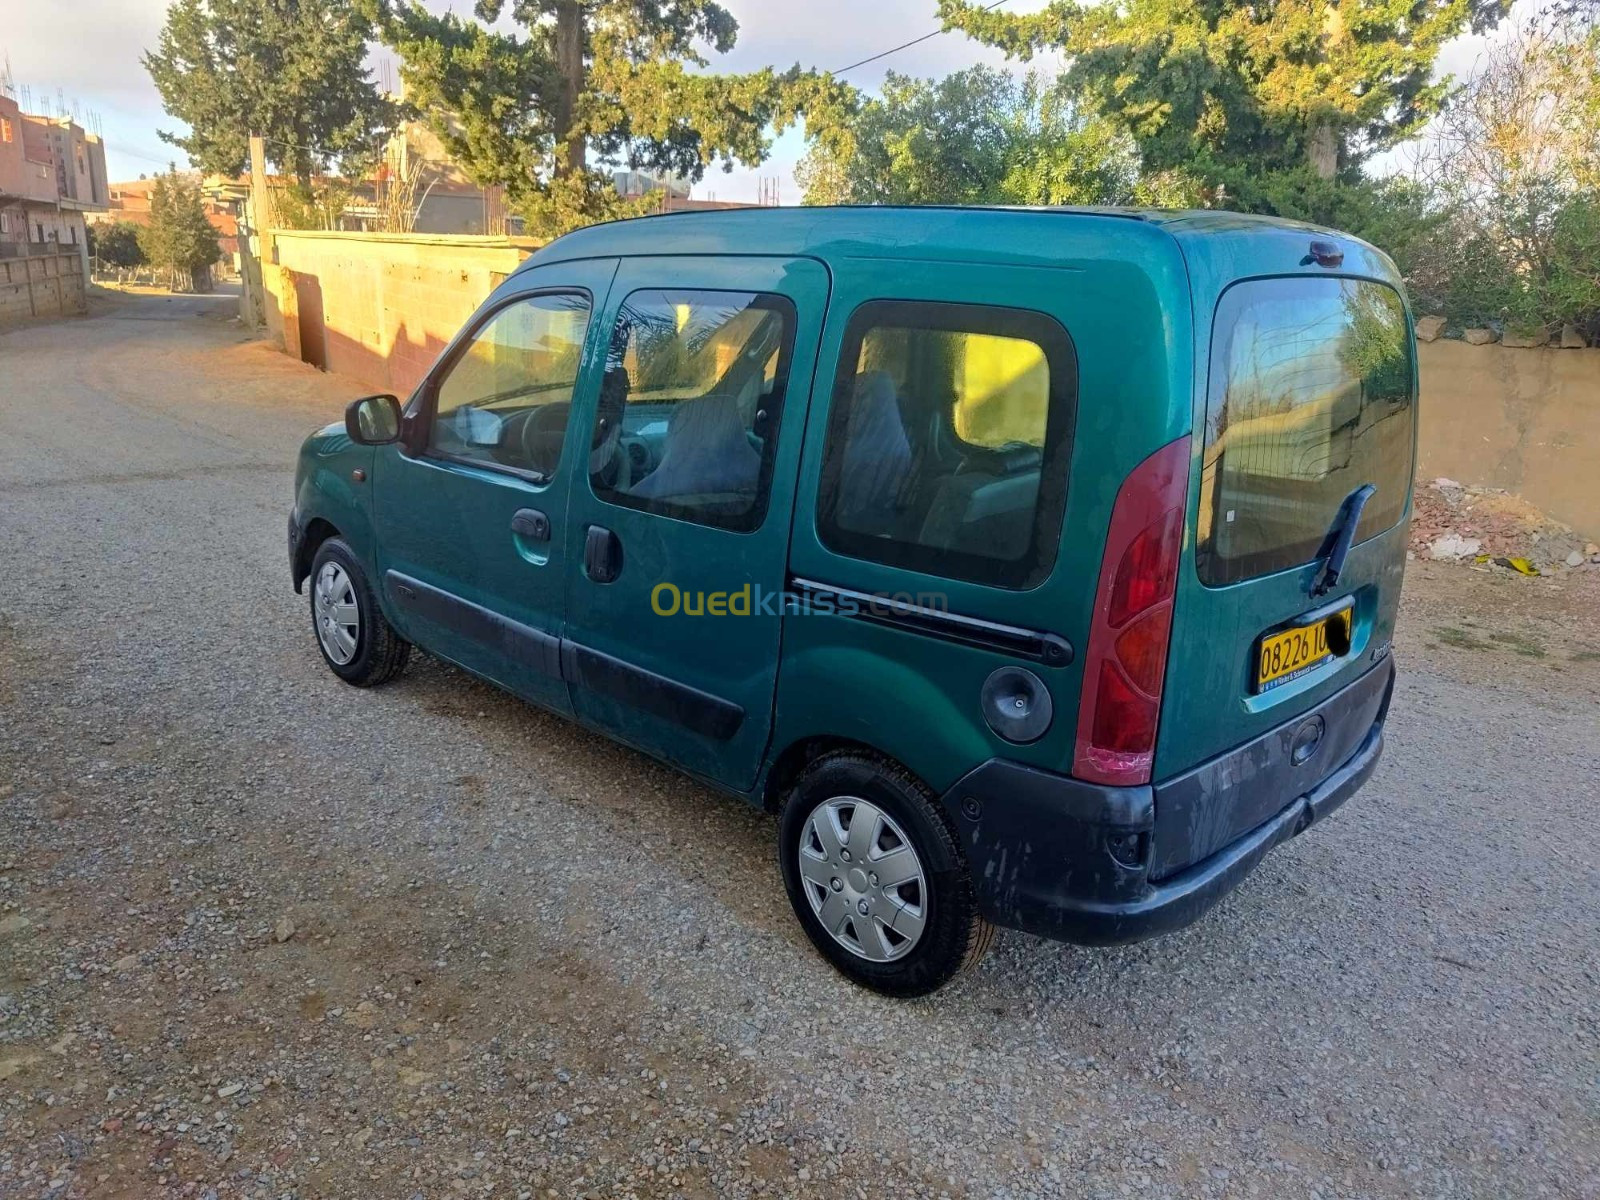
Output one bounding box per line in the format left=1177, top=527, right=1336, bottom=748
left=240, top=134, right=269, bottom=329
left=249, top=134, right=270, bottom=239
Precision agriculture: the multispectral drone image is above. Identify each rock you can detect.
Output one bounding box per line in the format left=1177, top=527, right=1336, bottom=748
left=217, top=1083, right=244, bottom=1098
left=1587, top=543, right=1599, bottom=557
left=1502, top=328, right=1547, bottom=348
left=113, top=954, right=140, bottom=973
left=1428, top=534, right=1482, bottom=561
left=273, top=916, right=296, bottom=943
left=1567, top=550, right=1585, bottom=567
left=1415, top=315, right=1446, bottom=342
left=1463, top=328, right=1497, bottom=345
left=1559, top=324, right=1589, bottom=349
left=0, top=915, right=32, bottom=936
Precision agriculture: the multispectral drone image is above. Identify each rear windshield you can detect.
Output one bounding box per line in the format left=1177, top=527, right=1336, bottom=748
left=1197, top=276, right=1415, bottom=587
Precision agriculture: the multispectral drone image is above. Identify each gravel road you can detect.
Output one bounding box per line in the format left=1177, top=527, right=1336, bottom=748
left=1, top=293, right=1596, bottom=1199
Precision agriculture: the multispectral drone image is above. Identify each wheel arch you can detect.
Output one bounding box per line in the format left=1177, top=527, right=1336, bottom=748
left=293, top=517, right=342, bottom=593
left=760, top=736, right=915, bottom=814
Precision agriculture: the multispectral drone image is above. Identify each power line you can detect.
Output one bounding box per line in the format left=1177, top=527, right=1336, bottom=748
left=830, top=0, right=1013, bottom=77
left=116, top=145, right=182, bottom=167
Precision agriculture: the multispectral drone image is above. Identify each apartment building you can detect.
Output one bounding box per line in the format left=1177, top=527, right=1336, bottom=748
left=0, top=93, right=109, bottom=261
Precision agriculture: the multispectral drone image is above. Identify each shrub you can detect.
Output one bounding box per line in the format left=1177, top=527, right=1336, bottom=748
left=88, top=221, right=147, bottom=269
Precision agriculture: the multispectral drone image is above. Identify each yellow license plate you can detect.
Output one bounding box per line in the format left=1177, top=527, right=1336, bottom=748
left=1256, top=608, right=1352, bottom=692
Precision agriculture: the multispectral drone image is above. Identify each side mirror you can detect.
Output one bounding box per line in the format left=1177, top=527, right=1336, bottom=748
left=345, top=394, right=402, bottom=445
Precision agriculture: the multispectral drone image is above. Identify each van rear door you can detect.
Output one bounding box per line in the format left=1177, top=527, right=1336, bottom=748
left=1154, top=271, right=1415, bottom=867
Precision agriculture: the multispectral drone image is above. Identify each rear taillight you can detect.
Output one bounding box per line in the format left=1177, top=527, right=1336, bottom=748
left=1073, top=436, right=1191, bottom=786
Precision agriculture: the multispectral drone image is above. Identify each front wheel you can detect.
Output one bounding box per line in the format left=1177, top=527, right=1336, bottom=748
left=778, top=752, right=996, bottom=997
left=308, top=537, right=410, bottom=687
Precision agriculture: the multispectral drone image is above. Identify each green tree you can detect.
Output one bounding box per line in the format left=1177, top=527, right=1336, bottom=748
left=88, top=221, right=148, bottom=269
left=1414, top=17, right=1600, bottom=336
left=796, top=66, right=1186, bottom=208
left=144, top=0, right=396, bottom=187
left=937, top=0, right=1510, bottom=187
left=798, top=67, right=1020, bottom=205
left=138, top=170, right=223, bottom=291
left=370, top=0, right=852, bottom=235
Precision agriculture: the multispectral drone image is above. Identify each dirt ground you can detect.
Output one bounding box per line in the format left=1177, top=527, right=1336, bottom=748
left=1, top=292, right=1596, bottom=1200
left=1401, top=558, right=1600, bottom=696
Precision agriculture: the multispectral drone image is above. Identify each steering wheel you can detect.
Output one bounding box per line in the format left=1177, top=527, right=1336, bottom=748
left=518, top=403, right=570, bottom=475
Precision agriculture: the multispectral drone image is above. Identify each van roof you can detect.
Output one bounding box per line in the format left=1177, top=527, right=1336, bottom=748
left=520, top=204, right=1384, bottom=273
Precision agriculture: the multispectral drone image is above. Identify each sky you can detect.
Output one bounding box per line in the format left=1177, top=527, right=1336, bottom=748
left=1, top=0, right=1511, bottom=201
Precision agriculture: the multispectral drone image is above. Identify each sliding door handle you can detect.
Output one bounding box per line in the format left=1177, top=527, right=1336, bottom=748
left=584, top=524, right=622, bottom=583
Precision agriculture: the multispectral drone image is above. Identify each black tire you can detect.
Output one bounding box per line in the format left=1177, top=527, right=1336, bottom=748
left=778, top=752, right=997, bottom=997
left=307, top=537, right=410, bottom=687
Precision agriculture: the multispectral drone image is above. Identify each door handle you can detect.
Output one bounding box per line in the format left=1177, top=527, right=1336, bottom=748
left=584, top=524, right=622, bottom=583
left=511, top=508, right=551, bottom=542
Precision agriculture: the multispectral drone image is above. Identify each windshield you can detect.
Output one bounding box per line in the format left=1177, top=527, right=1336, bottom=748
left=1196, top=276, right=1415, bottom=587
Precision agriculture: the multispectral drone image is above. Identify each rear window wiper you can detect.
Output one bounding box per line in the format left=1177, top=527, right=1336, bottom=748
left=1309, top=483, right=1376, bottom=597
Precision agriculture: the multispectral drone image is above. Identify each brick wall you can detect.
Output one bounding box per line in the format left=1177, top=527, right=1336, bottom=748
left=0, top=252, right=87, bottom=326
left=262, top=231, right=540, bottom=397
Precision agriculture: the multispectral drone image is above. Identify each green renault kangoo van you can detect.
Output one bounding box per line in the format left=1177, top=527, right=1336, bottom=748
left=290, top=207, right=1414, bottom=996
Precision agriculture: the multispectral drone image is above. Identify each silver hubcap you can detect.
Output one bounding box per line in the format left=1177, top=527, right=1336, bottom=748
left=799, top=797, right=927, bottom=962
left=313, top=562, right=360, bottom=666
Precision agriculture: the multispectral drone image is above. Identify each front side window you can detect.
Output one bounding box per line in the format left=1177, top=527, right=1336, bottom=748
left=1197, top=277, right=1415, bottom=586
left=428, top=291, right=591, bottom=479
left=590, top=288, right=797, bottom=532
left=816, top=300, right=1077, bottom=589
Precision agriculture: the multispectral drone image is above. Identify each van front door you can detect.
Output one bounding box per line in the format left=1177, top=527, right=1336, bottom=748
left=373, top=260, right=618, bottom=713
left=561, top=256, right=830, bottom=790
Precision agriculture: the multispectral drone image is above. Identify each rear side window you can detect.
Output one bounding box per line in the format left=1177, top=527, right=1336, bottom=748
left=816, top=301, right=1076, bottom=589
left=590, top=288, right=796, bottom=532
left=1197, top=277, right=1415, bottom=587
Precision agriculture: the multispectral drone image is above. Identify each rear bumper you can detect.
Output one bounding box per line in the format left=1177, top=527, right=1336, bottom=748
left=940, top=656, right=1394, bottom=945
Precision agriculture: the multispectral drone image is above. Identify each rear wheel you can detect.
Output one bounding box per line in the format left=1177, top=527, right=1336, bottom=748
left=778, top=752, right=995, bottom=997
left=309, top=537, right=410, bottom=687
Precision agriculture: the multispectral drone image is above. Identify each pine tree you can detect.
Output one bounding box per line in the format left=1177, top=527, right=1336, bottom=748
left=371, top=0, right=852, bottom=235
left=144, top=0, right=395, bottom=187
left=938, top=0, right=1511, bottom=188
left=138, top=170, right=223, bottom=292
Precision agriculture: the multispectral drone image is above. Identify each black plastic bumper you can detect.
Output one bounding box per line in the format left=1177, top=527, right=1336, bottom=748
left=940, top=658, right=1394, bottom=946
left=288, top=509, right=308, bottom=593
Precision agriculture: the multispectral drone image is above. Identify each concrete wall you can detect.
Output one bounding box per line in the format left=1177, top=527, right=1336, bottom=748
left=4, top=206, right=87, bottom=253
left=0, top=252, right=87, bottom=326
left=86, top=136, right=108, bottom=208
left=1417, top=341, right=1599, bottom=538
left=0, top=96, right=30, bottom=200
left=0, top=97, right=59, bottom=206
left=263, top=230, right=539, bottom=396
